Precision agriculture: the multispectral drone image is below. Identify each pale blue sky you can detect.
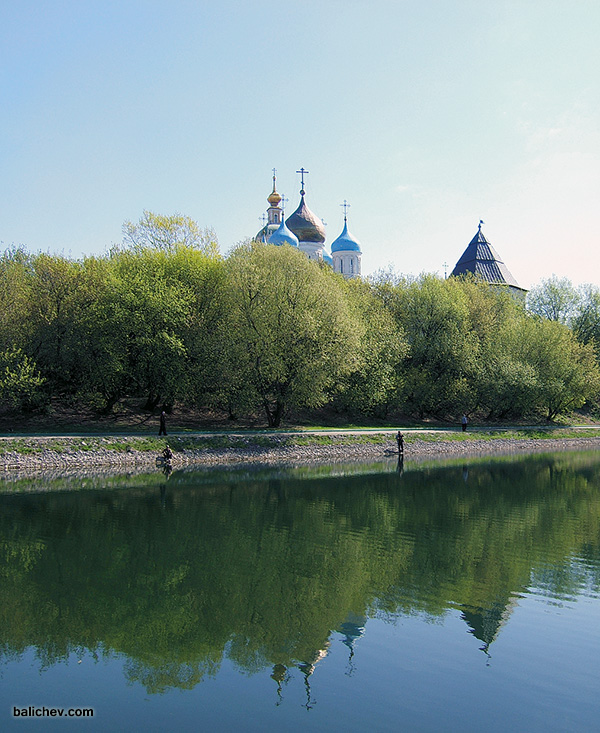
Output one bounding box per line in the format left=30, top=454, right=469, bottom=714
left=2, top=0, right=599, bottom=288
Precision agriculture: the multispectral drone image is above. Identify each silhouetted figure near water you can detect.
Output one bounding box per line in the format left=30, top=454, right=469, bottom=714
left=397, top=454, right=404, bottom=476
left=161, top=445, right=173, bottom=477
left=396, top=431, right=404, bottom=455
left=461, top=414, right=468, bottom=432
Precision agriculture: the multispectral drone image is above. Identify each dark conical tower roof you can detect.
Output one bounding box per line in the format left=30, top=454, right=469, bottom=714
left=451, top=222, right=521, bottom=289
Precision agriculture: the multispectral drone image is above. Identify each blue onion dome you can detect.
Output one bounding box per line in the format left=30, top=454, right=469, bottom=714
left=331, top=219, right=361, bottom=253
left=322, top=251, right=333, bottom=266
left=267, top=219, right=299, bottom=247
left=285, top=194, right=326, bottom=243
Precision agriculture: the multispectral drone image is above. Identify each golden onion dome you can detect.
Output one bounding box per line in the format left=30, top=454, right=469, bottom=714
left=267, top=172, right=282, bottom=206
left=268, top=188, right=282, bottom=206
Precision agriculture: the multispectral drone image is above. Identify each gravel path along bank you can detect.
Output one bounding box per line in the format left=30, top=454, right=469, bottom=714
left=2, top=432, right=600, bottom=474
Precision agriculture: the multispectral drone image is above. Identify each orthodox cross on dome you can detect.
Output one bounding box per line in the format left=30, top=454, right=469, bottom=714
left=281, top=195, right=289, bottom=213
left=340, top=199, right=351, bottom=221
left=272, top=167, right=277, bottom=185
left=296, top=167, right=309, bottom=195
left=260, top=213, right=267, bottom=227
left=443, top=261, right=448, bottom=279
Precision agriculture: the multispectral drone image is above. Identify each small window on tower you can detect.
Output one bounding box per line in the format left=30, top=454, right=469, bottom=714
left=340, top=259, right=344, bottom=274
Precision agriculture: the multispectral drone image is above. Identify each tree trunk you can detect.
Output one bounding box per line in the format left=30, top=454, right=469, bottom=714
left=101, top=393, right=121, bottom=415
left=264, top=399, right=284, bottom=428
left=143, top=393, right=162, bottom=411
left=272, top=400, right=284, bottom=428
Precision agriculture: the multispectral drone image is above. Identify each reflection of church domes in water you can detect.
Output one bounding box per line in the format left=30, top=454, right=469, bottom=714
left=337, top=611, right=366, bottom=673
left=338, top=613, right=366, bottom=649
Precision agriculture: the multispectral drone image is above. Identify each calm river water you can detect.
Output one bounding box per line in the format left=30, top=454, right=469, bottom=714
left=1, top=451, right=600, bottom=731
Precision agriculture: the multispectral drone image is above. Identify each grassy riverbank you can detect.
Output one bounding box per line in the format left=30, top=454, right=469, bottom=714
left=0, top=426, right=599, bottom=455
left=2, top=427, right=600, bottom=474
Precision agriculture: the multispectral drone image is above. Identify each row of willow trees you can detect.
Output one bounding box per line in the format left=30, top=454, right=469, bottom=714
left=1, top=213, right=600, bottom=426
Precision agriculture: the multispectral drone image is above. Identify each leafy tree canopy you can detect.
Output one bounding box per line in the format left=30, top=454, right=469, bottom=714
left=527, top=275, right=579, bottom=324
left=121, top=210, right=219, bottom=257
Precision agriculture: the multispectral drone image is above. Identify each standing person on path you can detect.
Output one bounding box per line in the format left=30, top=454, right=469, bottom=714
left=396, top=431, right=404, bottom=455
left=461, top=414, right=468, bottom=432
left=159, top=410, right=167, bottom=436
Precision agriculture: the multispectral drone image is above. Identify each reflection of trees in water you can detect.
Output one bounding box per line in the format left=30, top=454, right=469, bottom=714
left=122, top=657, right=218, bottom=694
left=1, top=452, right=600, bottom=693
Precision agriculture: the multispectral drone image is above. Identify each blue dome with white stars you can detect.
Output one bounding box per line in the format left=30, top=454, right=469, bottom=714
left=331, top=220, right=361, bottom=253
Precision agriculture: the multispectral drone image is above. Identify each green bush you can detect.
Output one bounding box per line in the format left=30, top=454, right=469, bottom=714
left=0, top=348, right=47, bottom=412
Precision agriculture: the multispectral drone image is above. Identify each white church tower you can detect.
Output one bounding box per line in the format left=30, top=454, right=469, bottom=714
left=331, top=201, right=362, bottom=278
left=256, top=169, right=284, bottom=241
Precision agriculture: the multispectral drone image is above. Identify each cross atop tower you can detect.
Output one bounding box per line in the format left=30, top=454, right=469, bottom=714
left=281, top=195, right=289, bottom=213
left=296, top=167, right=309, bottom=195
left=340, top=199, right=351, bottom=221
left=272, top=167, right=277, bottom=182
